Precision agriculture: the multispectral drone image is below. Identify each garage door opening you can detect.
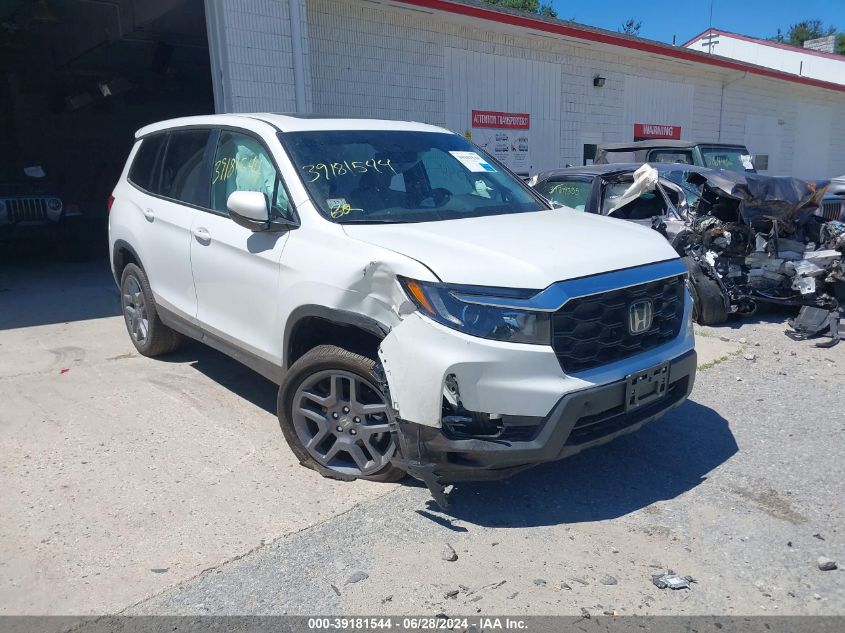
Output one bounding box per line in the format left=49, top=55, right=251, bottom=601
left=0, top=0, right=214, bottom=260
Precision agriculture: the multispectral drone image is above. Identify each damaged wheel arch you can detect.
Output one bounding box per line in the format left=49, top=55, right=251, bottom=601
left=283, top=305, right=390, bottom=370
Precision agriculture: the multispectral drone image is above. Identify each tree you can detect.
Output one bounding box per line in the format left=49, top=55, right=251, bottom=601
left=482, top=0, right=558, bottom=19
left=619, top=18, right=641, bottom=36
left=785, top=19, right=835, bottom=46
left=770, top=20, right=844, bottom=55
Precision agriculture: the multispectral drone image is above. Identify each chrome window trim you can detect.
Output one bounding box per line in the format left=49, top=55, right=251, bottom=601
left=451, top=258, right=687, bottom=313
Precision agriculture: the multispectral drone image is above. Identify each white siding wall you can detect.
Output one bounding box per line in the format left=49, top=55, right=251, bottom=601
left=719, top=76, right=845, bottom=177
left=686, top=34, right=845, bottom=87
left=622, top=76, right=695, bottom=137
left=213, top=0, right=845, bottom=177
left=444, top=48, right=561, bottom=174
left=205, top=0, right=312, bottom=113
left=307, top=0, right=445, bottom=123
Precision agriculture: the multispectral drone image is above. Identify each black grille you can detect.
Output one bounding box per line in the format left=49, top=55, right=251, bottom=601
left=821, top=200, right=844, bottom=222
left=552, top=275, right=685, bottom=373
left=6, top=198, right=48, bottom=222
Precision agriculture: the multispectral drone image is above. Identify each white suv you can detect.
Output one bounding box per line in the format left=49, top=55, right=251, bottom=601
left=109, top=114, right=696, bottom=504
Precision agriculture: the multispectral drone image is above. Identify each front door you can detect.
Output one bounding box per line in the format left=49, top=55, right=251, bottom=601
left=190, top=129, right=294, bottom=364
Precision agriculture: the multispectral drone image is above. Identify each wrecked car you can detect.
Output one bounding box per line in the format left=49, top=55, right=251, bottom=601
left=670, top=169, right=844, bottom=326
left=595, top=140, right=756, bottom=173
left=527, top=163, right=689, bottom=239
left=109, top=114, right=696, bottom=504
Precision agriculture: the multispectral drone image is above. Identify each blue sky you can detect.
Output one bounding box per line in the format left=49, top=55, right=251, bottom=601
left=548, top=0, right=843, bottom=45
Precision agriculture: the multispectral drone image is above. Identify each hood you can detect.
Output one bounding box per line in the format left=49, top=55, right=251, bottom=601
left=343, top=208, right=679, bottom=288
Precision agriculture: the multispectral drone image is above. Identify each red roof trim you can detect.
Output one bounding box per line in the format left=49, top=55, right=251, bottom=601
left=683, top=28, right=845, bottom=62
left=396, top=0, right=845, bottom=93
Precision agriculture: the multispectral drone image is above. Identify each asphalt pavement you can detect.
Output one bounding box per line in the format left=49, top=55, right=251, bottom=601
left=1, top=257, right=843, bottom=616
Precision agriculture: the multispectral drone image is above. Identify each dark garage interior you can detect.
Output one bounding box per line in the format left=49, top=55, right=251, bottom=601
left=0, top=0, right=214, bottom=259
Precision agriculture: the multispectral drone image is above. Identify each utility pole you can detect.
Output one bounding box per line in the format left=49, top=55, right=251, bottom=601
left=707, top=0, right=715, bottom=54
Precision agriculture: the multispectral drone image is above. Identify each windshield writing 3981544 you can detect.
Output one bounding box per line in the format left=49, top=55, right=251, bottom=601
left=301, top=159, right=396, bottom=183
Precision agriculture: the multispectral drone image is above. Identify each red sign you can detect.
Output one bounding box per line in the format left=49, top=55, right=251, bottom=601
left=633, top=123, right=682, bottom=140
left=472, top=110, right=530, bottom=129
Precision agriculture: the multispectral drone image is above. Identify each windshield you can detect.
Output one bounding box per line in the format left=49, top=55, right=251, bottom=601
left=534, top=178, right=592, bottom=211
left=700, top=147, right=755, bottom=173
left=280, top=131, right=545, bottom=223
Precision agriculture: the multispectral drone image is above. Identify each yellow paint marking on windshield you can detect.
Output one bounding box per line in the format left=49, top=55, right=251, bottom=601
left=328, top=201, right=363, bottom=219
left=301, top=159, right=396, bottom=182
left=548, top=183, right=581, bottom=197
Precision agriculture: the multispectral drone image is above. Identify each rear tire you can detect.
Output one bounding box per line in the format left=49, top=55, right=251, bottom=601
left=278, top=345, right=405, bottom=483
left=119, top=263, right=183, bottom=357
left=682, top=257, right=728, bottom=325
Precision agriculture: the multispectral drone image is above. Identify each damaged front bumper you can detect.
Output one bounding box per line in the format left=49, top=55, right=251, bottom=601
left=390, top=349, right=695, bottom=490
left=377, top=263, right=696, bottom=504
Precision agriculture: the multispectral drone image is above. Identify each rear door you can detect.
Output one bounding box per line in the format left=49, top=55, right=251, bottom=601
left=190, top=128, right=295, bottom=364
left=128, top=129, right=213, bottom=320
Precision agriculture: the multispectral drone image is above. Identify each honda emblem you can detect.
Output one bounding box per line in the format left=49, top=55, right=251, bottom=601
left=628, top=300, right=654, bottom=335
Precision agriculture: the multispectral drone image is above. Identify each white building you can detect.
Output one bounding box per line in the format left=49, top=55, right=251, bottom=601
left=5, top=0, right=845, bottom=193
left=684, top=28, right=845, bottom=88
left=202, top=0, right=845, bottom=178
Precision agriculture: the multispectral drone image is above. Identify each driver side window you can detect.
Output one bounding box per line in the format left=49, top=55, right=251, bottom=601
left=210, top=131, right=291, bottom=219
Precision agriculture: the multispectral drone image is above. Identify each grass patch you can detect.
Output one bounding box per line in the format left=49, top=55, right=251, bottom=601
left=697, top=345, right=744, bottom=371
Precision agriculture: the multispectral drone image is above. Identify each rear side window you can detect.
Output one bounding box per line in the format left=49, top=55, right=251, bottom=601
left=128, top=135, right=166, bottom=192
left=159, top=129, right=212, bottom=206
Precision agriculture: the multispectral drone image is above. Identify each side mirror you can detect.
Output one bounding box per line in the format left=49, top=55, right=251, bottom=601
left=227, top=191, right=270, bottom=231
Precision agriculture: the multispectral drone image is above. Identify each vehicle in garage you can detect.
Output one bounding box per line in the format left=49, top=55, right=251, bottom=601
left=0, top=163, right=92, bottom=260
left=0, top=0, right=214, bottom=262
left=595, top=140, right=757, bottom=173
left=109, top=114, right=696, bottom=505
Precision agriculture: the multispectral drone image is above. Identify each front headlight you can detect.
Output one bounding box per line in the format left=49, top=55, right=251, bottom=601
left=46, top=198, right=63, bottom=221
left=399, top=277, right=551, bottom=345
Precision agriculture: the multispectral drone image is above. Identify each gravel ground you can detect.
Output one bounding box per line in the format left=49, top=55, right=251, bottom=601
left=129, top=316, right=845, bottom=616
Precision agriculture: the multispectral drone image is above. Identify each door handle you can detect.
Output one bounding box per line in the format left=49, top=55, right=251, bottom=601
left=142, top=208, right=155, bottom=221
left=192, top=226, right=211, bottom=243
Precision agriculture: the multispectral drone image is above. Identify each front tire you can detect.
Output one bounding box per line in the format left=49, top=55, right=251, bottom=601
left=120, top=263, right=183, bottom=356
left=682, top=257, right=728, bottom=325
left=278, top=345, right=405, bottom=483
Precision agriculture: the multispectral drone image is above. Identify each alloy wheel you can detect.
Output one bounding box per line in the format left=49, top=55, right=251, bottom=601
left=292, top=369, right=395, bottom=476
left=122, top=275, right=149, bottom=345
